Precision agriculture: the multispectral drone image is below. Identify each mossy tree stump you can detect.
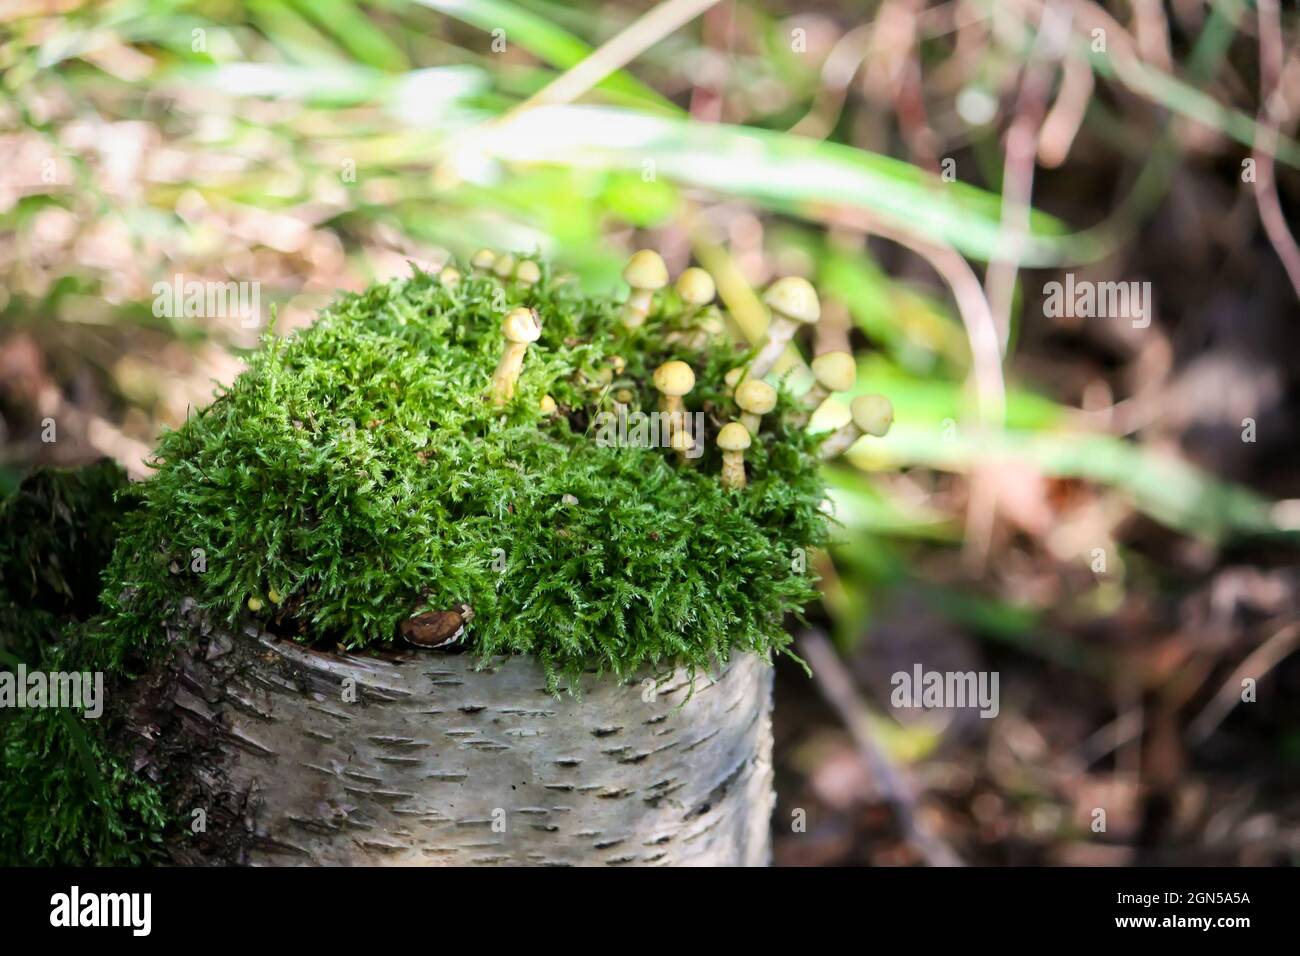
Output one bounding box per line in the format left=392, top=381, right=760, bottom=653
left=4, top=258, right=834, bottom=865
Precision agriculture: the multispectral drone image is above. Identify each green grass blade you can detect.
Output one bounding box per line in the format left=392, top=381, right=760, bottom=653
left=412, top=0, right=678, bottom=111
left=476, top=105, right=1074, bottom=263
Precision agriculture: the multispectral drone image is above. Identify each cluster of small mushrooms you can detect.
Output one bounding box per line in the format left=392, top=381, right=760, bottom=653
left=469, top=248, right=894, bottom=491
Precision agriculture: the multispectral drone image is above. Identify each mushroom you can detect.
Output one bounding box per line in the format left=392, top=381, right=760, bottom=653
left=652, top=360, right=695, bottom=432
left=676, top=267, right=716, bottom=321
left=673, top=308, right=726, bottom=350
left=539, top=394, right=558, bottom=416
left=583, top=365, right=614, bottom=391
left=734, top=378, right=777, bottom=435
left=438, top=265, right=461, bottom=287
left=724, top=367, right=748, bottom=398
left=492, top=253, right=517, bottom=280
left=750, top=276, right=821, bottom=377
left=515, top=259, right=541, bottom=286
left=621, top=250, right=669, bottom=329
left=670, top=426, right=696, bottom=465
left=471, top=248, right=497, bottom=274
left=819, top=393, right=893, bottom=459
left=804, top=351, right=856, bottom=409
left=490, top=307, right=543, bottom=405
left=717, top=422, right=752, bottom=490
left=612, top=387, right=636, bottom=416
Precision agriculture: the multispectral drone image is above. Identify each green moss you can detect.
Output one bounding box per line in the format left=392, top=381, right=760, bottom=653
left=0, top=461, right=167, bottom=866
left=94, top=260, right=830, bottom=687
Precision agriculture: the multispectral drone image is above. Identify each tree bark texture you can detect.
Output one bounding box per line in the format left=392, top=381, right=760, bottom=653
left=123, top=603, right=775, bottom=866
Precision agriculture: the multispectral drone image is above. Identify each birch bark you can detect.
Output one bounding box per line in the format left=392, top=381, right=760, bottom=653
left=122, top=606, right=775, bottom=866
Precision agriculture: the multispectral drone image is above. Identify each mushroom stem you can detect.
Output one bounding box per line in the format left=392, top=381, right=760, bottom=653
left=802, top=383, right=831, bottom=410
left=623, top=289, right=654, bottom=329
left=721, top=449, right=747, bottom=490
left=491, top=342, right=530, bottom=405
left=819, top=394, right=893, bottom=459
left=795, top=352, right=855, bottom=426
left=749, top=315, right=798, bottom=378
left=818, top=421, right=861, bottom=459
left=717, top=422, right=752, bottom=491
left=490, top=307, right=542, bottom=406
left=670, top=428, right=696, bottom=465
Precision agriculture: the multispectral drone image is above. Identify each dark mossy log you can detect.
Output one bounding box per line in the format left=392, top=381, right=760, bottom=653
left=120, top=601, right=775, bottom=866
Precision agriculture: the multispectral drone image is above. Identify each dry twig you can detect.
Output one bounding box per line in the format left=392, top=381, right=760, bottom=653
left=798, top=629, right=965, bottom=867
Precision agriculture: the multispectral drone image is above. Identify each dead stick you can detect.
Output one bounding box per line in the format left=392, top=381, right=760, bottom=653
left=797, top=629, right=964, bottom=867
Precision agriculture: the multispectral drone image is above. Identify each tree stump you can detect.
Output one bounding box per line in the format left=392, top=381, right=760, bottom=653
left=124, top=604, right=775, bottom=866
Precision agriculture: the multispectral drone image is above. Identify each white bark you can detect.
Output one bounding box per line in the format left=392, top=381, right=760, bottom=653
left=128, top=610, right=775, bottom=866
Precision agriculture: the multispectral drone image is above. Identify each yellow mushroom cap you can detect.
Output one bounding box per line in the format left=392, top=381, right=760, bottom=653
left=502, top=307, right=542, bottom=344
left=539, top=394, right=557, bottom=415
left=675, top=267, right=716, bottom=306
left=763, top=276, right=821, bottom=325
left=717, top=421, right=752, bottom=451
left=724, top=367, right=748, bottom=390
left=735, top=378, right=777, bottom=416
left=493, top=253, right=517, bottom=278
left=623, top=250, right=669, bottom=291
left=515, top=260, right=541, bottom=284
left=471, top=249, right=496, bottom=270
left=670, top=429, right=694, bottom=452
left=652, top=360, right=696, bottom=397
left=811, top=351, right=856, bottom=392
left=850, top=393, right=894, bottom=437
left=438, top=265, right=461, bottom=286
left=697, top=312, right=725, bottom=335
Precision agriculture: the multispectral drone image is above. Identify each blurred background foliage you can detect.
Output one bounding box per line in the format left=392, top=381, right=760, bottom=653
left=1, top=0, right=1298, bottom=864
